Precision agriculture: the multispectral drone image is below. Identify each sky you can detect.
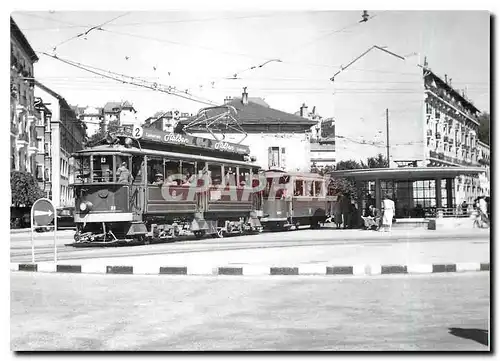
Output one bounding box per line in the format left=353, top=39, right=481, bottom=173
left=10, top=8, right=491, bottom=161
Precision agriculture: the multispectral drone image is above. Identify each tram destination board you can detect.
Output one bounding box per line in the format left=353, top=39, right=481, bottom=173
left=133, top=126, right=250, bottom=155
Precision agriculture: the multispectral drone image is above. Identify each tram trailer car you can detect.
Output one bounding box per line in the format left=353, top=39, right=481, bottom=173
left=260, top=170, right=333, bottom=231
left=71, top=126, right=263, bottom=245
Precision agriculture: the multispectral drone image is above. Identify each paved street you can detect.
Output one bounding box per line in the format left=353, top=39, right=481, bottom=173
left=10, top=228, right=490, bottom=266
left=11, top=272, right=489, bottom=351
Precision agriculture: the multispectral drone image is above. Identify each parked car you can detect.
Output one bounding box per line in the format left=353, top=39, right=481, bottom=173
left=57, top=207, right=76, bottom=230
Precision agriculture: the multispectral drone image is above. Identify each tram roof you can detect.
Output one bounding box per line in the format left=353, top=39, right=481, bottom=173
left=73, top=144, right=260, bottom=169
left=263, top=169, right=326, bottom=179
left=328, top=166, right=486, bottom=180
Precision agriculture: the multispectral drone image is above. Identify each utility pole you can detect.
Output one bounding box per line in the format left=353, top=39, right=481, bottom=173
left=386, top=108, right=390, bottom=168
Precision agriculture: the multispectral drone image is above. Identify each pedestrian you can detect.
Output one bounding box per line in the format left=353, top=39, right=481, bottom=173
left=362, top=205, right=381, bottom=230
left=477, top=196, right=489, bottom=228
left=380, top=193, right=395, bottom=232
left=341, top=193, right=351, bottom=229
left=116, top=161, right=132, bottom=183
left=461, top=200, right=468, bottom=216
left=333, top=195, right=343, bottom=229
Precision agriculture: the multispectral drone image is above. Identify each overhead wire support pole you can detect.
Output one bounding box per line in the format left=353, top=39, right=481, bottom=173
left=386, top=108, right=390, bottom=168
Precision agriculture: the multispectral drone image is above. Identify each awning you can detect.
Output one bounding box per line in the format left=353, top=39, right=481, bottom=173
left=329, top=166, right=486, bottom=181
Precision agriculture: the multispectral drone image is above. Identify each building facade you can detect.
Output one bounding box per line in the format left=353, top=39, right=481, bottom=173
left=103, top=101, right=138, bottom=129
left=35, top=82, right=87, bottom=208
left=178, top=89, right=317, bottom=172
left=72, top=105, right=104, bottom=137
left=296, top=103, right=336, bottom=169
left=10, top=17, right=39, bottom=176
left=331, top=51, right=490, bottom=207
left=422, top=68, right=490, bottom=203
left=33, top=98, right=53, bottom=198
left=144, top=109, right=190, bottom=133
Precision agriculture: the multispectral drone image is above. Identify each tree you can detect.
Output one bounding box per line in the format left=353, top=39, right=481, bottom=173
left=11, top=171, right=45, bottom=207
left=87, top=119, right=121, bottom=146
left=366, top=153, right=388, bottom=169
left=478, top=112, right=490, bottom=145
left=335, top=159, right=367, bottom=170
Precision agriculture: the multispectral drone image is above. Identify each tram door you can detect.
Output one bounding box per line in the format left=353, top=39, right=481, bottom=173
left=129, top=155, right=145, bottom=219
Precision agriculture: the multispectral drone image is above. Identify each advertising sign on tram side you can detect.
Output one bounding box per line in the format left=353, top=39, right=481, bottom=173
left=133, top=126, right=250, bottom=155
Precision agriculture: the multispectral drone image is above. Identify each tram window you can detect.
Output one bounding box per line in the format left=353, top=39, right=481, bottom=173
left=196, top=162, right=207, bottom=176
left=305, top=181, right=314, bottom=196
left=131, top=156, right=143, bottom=183
left=92, top=155, right=113, bottom=182
left=148, top=157, right=164, bottom=185
left=164, top=160, right=180, bottom=185
left=75, top=156, right=90, bottom=183
left=115, top=155, right=132, bottom=183
left=239, top=168, right=250, bottom=186
left=182, top=162, right=196, bottom=185
left=294, top=179, right=304, bottom=196
left=208, top=164, right=222, bottom=185
left=224, top=166, right=237, bottom=186
left=314, top=181, right=323, bottom=196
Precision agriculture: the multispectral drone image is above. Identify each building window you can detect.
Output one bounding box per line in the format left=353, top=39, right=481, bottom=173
left=37, top=138, right=43, bottom=153
left=36, top=165, right=43, bottom=181
left=425, top=103, right=432, bottom=115
left=268, top=146, right=286, bottom=169
left=435, top=110, right=441, bottom=119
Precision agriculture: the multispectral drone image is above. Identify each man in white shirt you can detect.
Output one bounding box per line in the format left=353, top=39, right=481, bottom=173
left=380, top=194, right=395, bottom=232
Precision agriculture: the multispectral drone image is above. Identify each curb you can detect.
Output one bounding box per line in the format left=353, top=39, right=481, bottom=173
left=10, top=262, right=490, bottom=276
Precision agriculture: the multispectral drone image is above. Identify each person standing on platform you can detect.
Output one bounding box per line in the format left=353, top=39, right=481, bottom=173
left=341, top=193, right=352, bottom=229
left=380, top=193, right=395, bottom=232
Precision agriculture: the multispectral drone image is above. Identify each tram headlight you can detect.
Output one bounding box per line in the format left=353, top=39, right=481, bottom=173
left=79, top=201, right=93, bottom=212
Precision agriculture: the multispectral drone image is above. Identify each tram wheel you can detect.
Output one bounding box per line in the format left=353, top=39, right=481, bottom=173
left=193, top=230, right=205, bottom=239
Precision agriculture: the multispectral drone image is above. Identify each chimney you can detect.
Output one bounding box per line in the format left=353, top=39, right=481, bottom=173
left=449, top=78, right=452, bottom=87
left=224, top=96, right=233, bottom=105
left=444, top=74, right=448, bottom=84
left=300, top=103, right=308, bottom=118
left=242, top=87, right=248, bottom=105
left=423, top=56, right=428, bottom=67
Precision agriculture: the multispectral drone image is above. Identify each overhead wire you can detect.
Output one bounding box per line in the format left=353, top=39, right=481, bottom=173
left=51, top=12, right=131, bottom=52
left=37, top=52, right=219, bottom=106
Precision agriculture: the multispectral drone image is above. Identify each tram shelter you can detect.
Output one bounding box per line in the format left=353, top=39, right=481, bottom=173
left=329, top=166, right=486, bottom=220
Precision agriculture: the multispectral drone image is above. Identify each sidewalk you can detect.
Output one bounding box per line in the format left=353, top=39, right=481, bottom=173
left=11, top=233, right=490, bottom=277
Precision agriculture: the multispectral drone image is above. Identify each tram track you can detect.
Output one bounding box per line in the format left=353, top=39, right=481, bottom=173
left=10, top=235, right=485, bottom=263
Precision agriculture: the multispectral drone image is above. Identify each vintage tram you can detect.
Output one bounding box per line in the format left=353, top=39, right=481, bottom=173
left=259, top=170, right=334, bottom=231
left=70, top=126, right=264, bottom=245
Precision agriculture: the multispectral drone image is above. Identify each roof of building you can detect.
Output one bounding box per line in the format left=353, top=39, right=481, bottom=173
left=181, top=97, right=317, bottom=128
left=103, top=101, right=136, bottom=113
left=10, top=17, right=38, bottom=62
left=329, top=166, right=486, bottom=180
left=424, top=68, right=481, bottom=114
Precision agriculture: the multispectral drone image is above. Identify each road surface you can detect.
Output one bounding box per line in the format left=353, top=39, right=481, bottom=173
left=11, top=272, right=489, bottom=351
left=10, top=228, right=490, bottom=264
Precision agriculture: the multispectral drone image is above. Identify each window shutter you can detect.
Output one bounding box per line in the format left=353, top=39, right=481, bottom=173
left=280, top=147, right=286, bottom=169
left=268, top=147, right=273, bottom=169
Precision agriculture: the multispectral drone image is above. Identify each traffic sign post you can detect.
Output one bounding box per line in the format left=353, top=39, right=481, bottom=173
left=30, top=198, right=57, bottom=263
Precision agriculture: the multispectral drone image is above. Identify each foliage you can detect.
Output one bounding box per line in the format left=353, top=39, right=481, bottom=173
left=477, top=112, right=490, bottom=145
left=87, top=119, right=121, bottom=146
left=334, top=159, right=367, bottom=170
left=366, top=153, right=388, bottom=169
left=310, top=163, right=335, bottom=176
left=310, top=163, right=357, bottom=198
left=10, top=171, right=45, bottom=207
